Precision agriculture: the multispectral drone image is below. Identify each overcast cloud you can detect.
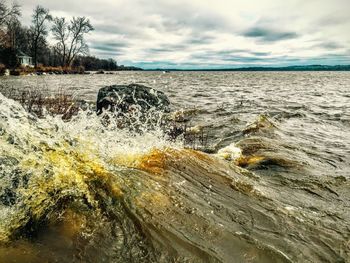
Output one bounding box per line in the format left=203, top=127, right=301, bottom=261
left=18, top=0, right=350, bottom=68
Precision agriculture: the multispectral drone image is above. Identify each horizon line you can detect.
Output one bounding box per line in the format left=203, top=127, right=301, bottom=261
left=140, top=64, right=350, bottom=71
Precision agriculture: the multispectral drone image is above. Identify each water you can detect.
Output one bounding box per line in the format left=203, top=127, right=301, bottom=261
left=0, top=72, right=349, bottom=262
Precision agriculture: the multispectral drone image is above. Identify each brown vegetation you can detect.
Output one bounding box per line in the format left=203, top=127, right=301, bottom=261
left=0, top=85, right=80, bottom=120
left=8, top=65, right=85, bottom=76
left=20, top=90, right=80, bottom=119
left=0, top=63, right=5, bottom=75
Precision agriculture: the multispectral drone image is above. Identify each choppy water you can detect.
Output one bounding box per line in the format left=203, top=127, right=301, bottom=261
left=0, top=72, right=349, bottom=262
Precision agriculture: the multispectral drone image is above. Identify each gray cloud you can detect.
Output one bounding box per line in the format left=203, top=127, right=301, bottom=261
left=93, top=51, right=124, bottom=57
left=147, top=48, right=173, bottom=53
left=221, top=56, right=267, bottom=62
left=317, top=14, right=349, bottom=27
left=186, top=35, right=215, bottom=45
left=190, top=49, right=271, bottom=62
left=147, top=44, right=187, bottom=53
left=91, top=42, right=129, bottom=51
left=89, top=40, right=130, bottom=58
left=312, top=41, right=343, bottom=50
left=215, top=49, right=250, bottom=55
left=141, top=1, right=231, bottom=32
left=17, top=0, right=350, bottom=68
left=243, top=27, right=299, bottom=42
left=94, top=24, right=129, bottom=35
left=251, top=51, right=271, bottom=56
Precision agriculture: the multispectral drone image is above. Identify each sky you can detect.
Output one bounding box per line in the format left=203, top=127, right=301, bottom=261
left=18, top=0, right=350, bottom=69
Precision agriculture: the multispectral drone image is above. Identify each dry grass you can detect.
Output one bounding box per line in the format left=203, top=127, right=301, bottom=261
left=20, top=90, right=80, bottom=119
left=9, top=65, right=85, bottom=76
left=0, top=85, right=80, bottom=120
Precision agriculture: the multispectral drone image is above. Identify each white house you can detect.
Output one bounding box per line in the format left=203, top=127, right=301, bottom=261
left=17, top=51, right=33, bottom=67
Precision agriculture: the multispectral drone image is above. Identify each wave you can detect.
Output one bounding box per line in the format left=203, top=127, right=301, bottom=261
left=0, top=93, right=348, bottom=262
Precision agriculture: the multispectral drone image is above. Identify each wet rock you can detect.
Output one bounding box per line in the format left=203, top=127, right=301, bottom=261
left=96, top=84, right=170, bottom=114
left=96, top=70, right=105, bottom=74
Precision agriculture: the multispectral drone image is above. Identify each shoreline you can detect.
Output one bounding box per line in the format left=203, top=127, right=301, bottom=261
left=2, top=64, right=349, bottom=76
left=0, top=68, right=143, bottom=76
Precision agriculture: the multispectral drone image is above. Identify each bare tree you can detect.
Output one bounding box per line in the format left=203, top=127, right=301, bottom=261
left=52, top=16, right=93, bottom=67
left=0, top=0, right=20, bottom=26
left=0, top=0, right=20, bottom=46
left=51, top=17, right=68, bottom=66
left=66, top=17, right=94, bottom=66
left=31, top=5, right=52, bottom=67
left=5, top=16, right=20, bottom=48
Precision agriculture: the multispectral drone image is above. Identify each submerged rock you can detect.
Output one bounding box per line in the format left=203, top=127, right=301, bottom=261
left=96, top=84, right=170, bottom=114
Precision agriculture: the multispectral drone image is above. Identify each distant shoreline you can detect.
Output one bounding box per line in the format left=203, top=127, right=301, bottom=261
left=145, top=65, right=350, bottom=72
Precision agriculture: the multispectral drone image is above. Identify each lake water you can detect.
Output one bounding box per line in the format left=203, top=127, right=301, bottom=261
left=0, top=71, right=349, bottom=262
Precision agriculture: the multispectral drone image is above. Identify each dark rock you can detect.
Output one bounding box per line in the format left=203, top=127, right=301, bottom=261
left=96, top=70, right=105, bottom=74
left=96, top=84, right=170, bottom=114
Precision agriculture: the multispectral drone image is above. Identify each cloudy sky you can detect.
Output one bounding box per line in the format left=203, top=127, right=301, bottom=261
left=18, top=0, right=350, bottom=69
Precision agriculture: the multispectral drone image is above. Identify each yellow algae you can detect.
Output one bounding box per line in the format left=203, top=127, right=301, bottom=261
left=109, top=147, right=176, bottom=175
left=0, top=230, right=8, bottom=244
left=132, top=147, right=214, bottom=175
left=110, top=147, right=181, bottom=174
left=110, top=147, right=214, bottom=177
left=9, top=141, right=124, bottom=236
left=137, top=148, right=172, bottom=175
left=111, top=152, right=144, bottom=168
left=109, top=182, right=123, bottom=197
left=218, top=152, right=232, bottom=160
left=0, top=143, right=127, bottom=243
left=21, top=143, right=122, bottom=194
left=20, top=150, right=96, bottom=214
left=234, top=155, right=265, bottom=168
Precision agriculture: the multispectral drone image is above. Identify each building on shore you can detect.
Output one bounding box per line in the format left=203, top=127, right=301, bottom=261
left=17, top=51, right=33, bottom=67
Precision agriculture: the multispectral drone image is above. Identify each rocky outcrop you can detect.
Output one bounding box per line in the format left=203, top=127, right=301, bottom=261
left=96, top=84, right=170, bottom=114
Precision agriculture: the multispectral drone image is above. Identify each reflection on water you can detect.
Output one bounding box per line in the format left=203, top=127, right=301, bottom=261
left=0, top=72, right=349, bottom=262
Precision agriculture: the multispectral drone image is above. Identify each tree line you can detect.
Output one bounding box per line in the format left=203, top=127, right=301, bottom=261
left=0, top=1, right=135, bottom=71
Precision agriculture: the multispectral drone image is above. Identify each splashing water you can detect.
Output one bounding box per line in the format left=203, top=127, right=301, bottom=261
left=0, top=91, right=349, bottom=263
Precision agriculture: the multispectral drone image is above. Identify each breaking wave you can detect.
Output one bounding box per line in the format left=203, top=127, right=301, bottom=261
left=0, top=93, right=349, bottom=262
